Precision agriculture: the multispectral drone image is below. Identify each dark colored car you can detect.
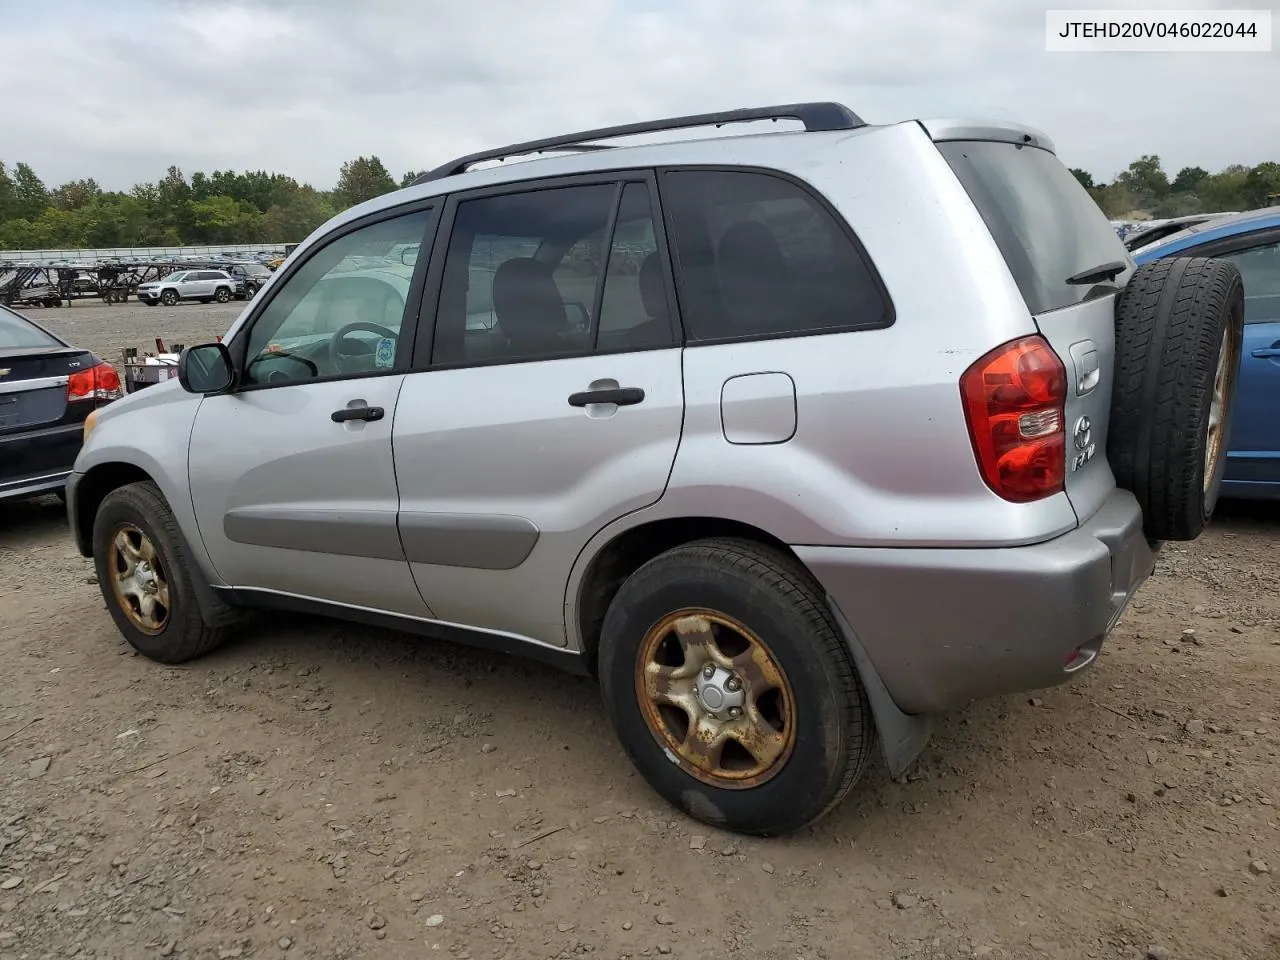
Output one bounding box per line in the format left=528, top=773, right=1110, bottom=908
left=0, top=304, right=122, bottom=502
left=226, top=262, right=274, bottom=299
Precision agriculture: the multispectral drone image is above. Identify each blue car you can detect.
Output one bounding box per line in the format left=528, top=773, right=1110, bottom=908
left=1133, top=207, right=1280, bottom=500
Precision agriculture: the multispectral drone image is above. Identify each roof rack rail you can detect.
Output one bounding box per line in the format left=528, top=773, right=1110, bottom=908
left=413, top=101, right=865, bottom=185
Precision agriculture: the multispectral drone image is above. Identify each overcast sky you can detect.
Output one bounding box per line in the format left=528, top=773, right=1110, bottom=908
left=2, top=0, right=1277, bottom=191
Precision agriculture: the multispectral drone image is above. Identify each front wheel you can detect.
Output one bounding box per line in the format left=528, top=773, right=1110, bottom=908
left=92, top=481, right=233, bottom=663
left=598, top=538, right=874, bottom=836
left=160, top=289, right=179, bottom=306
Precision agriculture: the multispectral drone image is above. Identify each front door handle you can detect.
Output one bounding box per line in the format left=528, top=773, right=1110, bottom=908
left=567, top=387, right=645, bottom=407
left=1251, top=347, right=1280, bottom=359
left=331, top=403, right=384, bottom=423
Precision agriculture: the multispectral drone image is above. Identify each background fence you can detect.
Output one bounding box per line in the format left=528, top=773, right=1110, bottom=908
left=0, top=243, right=289, bottom=263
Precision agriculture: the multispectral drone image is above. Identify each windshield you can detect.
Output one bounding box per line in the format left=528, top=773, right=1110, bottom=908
left=938, top=141, right=1132, bottom=314
left=0, top=305, right=63, bottom=350
left=243, top=264, right=271, bottom=276
left=161, top=272, right=186, bottom=282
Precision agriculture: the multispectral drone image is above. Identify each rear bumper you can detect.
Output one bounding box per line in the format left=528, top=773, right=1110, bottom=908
left=794, top=489, right=1158, bottom=715
left=0, top=422, right=83, bottom=502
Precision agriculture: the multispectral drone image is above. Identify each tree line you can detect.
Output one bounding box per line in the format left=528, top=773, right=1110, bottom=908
left=0, top=156, right=419, bottom=251
left=1070, top=156, right=1280, bottom=220
left=3, top=151, right=1278, bottom=251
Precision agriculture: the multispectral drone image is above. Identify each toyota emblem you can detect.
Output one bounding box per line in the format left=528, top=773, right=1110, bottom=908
left=1073, top=415, right=1092, bottom=451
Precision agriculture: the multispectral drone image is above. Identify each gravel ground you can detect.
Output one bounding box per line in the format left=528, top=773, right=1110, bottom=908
left=0, top=300, right=1277, bottom=960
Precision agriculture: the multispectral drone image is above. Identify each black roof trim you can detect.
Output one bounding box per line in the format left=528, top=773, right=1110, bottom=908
left=413, top=102, right=865, bottom=185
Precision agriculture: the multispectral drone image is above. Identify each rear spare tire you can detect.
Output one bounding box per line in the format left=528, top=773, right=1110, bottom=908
left=1109, top=257, right=1244, bottom=541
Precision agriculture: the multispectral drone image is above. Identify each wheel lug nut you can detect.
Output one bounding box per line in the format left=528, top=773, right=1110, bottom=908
left=727, top=706, right=742, bottom=719
left=725, top=676, right=741, bottom=692
left=702, top=664, right=716, bottom=679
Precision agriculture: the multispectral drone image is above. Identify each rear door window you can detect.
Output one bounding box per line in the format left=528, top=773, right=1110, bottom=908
left=938, top=141, right=1132, bottom=315
left=1219, top=240, right=1280, bottom=325
left=659, top=170, right=890, bottom=342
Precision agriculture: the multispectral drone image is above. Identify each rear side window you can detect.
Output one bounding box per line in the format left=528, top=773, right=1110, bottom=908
left=660, top=170, right=890, bottom=342
left=1218, top=240, right=1280, bottom=325
left=938, top=141, right=1131, bottom=315
left=0, top=306, right=61, bottom=349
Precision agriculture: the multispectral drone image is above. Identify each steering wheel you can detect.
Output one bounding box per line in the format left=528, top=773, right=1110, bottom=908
left=331, top=321, right=398, bottom=375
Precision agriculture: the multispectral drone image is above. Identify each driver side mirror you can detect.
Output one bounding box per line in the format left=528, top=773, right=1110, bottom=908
left=178, top=342, right=236, bottom=395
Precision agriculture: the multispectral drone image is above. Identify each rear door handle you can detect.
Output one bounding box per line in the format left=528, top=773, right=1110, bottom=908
left=331, top=403, right=384, bottom=423
left=567, top=387, right=645, bottom=407
left=1252, top=348, right=1280, bottom=358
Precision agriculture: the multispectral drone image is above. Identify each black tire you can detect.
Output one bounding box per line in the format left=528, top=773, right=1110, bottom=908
left=1109, top=257, right=1245, bottom=541
left=92, top=481, right=233, bottom=664
left=214, top=287, right=230, bottom=303
left=598, top=537, right=874, bottom=836
left=160, top=289, right=179, bottom=306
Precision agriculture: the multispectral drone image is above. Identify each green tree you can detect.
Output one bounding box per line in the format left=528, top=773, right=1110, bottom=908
left=0, top=162, right=15, bottom=221
left=1069, top=168, right=1094, bottom=190
left=1170, top=165, right=1209, bottom=193
left=1116, top=154, right=1170, bottom=204
left=334, top=156, right=397, bottom=209
left=262, top=186, right=336, bottom=243
left=1244, top=162, right=1280, bottom=207
left=51, top=178, right=102, bottom=211
left=1198, top=165, right=1250, bottom=212
left=11, top=162, right=50, bottom=220
left=400, top=170, right=423, bottom=188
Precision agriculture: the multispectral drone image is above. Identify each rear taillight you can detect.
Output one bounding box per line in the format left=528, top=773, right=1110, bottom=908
left=960, top=335, right=1067, bottom=503
left=67, top=361, right=123, bottom=403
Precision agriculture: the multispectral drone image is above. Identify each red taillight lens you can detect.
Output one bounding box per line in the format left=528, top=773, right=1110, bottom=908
left=960, top=335, right=1067, bottom=503
left=67, top=361, right=124, bottom=403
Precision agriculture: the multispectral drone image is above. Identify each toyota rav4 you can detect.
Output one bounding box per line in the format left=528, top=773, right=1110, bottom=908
left=66, top=103, right=1244, bottom=835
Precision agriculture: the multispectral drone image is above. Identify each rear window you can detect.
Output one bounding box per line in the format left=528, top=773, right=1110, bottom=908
left=0, top=306, right=62, bottom=350
left=938, top=141, right=1131, bottom=315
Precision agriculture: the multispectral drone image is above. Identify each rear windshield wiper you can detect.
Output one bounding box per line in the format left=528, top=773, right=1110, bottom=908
left=1066, top=260, right=1127, bottom=285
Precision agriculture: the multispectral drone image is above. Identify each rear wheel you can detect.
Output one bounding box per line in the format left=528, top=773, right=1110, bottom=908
left=214, top=286, right=231, bottom=303
left=92, top=481, right=232, bottom=664
left=1109, top=257, right=1245, bottom=540
left=598, top=538, right=874, bottom=836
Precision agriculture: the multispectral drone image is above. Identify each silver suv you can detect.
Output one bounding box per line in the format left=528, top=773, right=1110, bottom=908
left=66, top=103, right=1245, bottom=835
left=136, top=269, right=238, bottom=306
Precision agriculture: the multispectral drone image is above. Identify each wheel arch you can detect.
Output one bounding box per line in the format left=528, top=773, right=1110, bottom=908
left=73, top=458, right=236, bottom=629
left=71, top=461, right=154, bottom=557
left=567, top=513, right=933, bottom=779
left=569, top=515, right=796, bottom=674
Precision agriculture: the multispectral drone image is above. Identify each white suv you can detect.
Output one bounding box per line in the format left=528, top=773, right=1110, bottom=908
left=136, top=269, right=237, bottom=306
left=67, top=103, right=1244, bottom=835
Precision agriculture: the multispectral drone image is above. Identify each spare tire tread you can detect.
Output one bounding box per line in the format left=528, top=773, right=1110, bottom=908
left=1109, top=256, right=1243, bottom=541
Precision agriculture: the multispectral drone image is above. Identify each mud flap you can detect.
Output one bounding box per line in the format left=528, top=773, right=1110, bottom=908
left=826, top=594, right=932, bottom=778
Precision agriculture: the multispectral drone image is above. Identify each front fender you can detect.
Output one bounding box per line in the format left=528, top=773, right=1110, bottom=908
left=72, top=382, right=218, bottom=584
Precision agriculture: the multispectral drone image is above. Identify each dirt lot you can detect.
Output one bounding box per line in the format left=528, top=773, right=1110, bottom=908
left=1, top=300, right=1278, bottom=960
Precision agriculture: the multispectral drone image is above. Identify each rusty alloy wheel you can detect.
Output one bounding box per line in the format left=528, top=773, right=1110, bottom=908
left=635, top=608, right=796, bottom=789
left=108, top=523, right=172, bottom=636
